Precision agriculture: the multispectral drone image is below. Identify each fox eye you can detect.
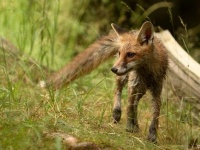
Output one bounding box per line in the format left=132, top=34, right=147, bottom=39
left=118, top=51, right=120, bottom=56
left=126, top=52, right=135, bottom=58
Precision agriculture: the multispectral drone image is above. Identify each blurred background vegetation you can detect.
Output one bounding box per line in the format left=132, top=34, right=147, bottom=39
left=0, top=0, right=199, bottom=70
left=0, top=1, right=200, bottom=149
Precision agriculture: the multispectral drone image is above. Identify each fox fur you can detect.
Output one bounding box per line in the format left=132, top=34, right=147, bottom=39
left=46, top=21, right=168, bottom=143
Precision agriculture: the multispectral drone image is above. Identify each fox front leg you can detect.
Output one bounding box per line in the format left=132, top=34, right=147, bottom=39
left=147, top=94, right=161, bottom=143
left=126, top=74, right=146, bottom=132
left=113, top=75, right=128, bottom=123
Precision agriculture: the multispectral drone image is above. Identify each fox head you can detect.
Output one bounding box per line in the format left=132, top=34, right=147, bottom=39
left=111, top=21, right=154, bottom=76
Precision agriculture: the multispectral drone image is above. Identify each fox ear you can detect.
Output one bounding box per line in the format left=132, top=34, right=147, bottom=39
left=137, top=21, right=154, bottom=45
left=111, top=23, right=127, bottom=37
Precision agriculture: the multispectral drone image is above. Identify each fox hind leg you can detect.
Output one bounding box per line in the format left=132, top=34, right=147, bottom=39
left=126, top=74, right=146, bottom=133
left=113, top=75, right=128, bottom=123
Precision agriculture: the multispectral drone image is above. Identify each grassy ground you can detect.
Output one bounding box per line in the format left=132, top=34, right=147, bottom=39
left=0, top=1, right=200, bottom=150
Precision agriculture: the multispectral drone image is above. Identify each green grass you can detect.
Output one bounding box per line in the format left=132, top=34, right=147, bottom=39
left=1, top=51, right=200, bottom=149
left=0, top=1, right=200, bottom=149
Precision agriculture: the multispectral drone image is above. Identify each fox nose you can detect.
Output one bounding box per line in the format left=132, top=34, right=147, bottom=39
left=111, top=67, right=118, bottom=73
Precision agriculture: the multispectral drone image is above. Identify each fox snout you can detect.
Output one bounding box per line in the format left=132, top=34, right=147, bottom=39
left=111, top=61, right=138, bottom=75
left=111, top=66, right=127, bottom=76
left=111, top=67, right=118, bottom=74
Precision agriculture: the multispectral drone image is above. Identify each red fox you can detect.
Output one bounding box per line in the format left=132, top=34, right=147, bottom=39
left=46, top=21, right=168, bottom=143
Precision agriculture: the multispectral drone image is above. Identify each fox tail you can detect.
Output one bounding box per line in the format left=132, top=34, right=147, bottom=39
left=45, top=32, right=118, bottom=89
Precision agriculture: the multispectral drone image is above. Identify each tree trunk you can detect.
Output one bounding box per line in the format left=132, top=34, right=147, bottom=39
left=156, top=31, right=200, bottom=108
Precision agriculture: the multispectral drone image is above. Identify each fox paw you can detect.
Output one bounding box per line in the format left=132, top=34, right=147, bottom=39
left=113, top=109, right=121, bottom=123
left=147, top=134, right=157, bottom=144
left=126, top=124, right=139, bottom=133
left=147, top=125, right=157, bottom=143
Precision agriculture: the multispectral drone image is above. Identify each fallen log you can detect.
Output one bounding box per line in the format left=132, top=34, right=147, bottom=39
left=156, top=31, right=200, bottom=108
left=0, top=37, right=52, bottom=86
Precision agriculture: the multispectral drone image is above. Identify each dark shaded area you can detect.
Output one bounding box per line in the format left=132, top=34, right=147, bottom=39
left=78, top=0, right=200, bottom=62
